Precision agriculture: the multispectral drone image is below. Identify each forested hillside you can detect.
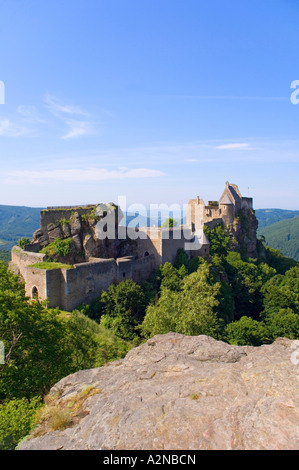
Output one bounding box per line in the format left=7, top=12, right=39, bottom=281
left=0, top=205, right=41, bottom=251
left=0, top=251, right=10, bottom=265
left=258, top=216, right=299, bottom=261
left=255, top=208, right=299, bottom=229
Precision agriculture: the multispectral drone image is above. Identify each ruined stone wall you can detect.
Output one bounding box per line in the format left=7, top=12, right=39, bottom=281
left=160, top=228, right=190, bottom=264
left=24, top=266, right=48, bottom=302
left=60, top=259, right=118, bottom=311
left=11, top=246, right=46, bottom=273
left=45, top=269, right=65, bottom=308
left=186, top=200, right=204, bottom=231
left=204, top=218, right=223, bottom=229
left=203, top=206, right=222, bottom=225
left=240, top=197, right=253, bottom=211
left=10, top=247, right=62, bottom=306
left=133, top=227, right=162, bottom=267
left=131, top=255, right=157, bottom=282
left=40, top=205, right=96, bottom=235
left=11, top=239, right=158, bottom=311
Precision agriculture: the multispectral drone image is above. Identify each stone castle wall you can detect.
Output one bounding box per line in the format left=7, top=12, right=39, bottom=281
left=40, top=205, right=97, bottom=235
left=10, top=247, right=47, bottom=299
left=10, top=247, right=157, bottom=311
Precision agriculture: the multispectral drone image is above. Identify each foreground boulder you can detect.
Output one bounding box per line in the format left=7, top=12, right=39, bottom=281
left=19, top=333, right=299, bottom=450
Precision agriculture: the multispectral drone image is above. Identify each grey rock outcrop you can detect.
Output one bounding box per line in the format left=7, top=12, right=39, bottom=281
left=19, top=333, right=299, bottom=450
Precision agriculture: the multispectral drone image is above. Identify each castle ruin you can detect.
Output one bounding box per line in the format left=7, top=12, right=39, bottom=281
left=10, top=182, right=258, bottom=311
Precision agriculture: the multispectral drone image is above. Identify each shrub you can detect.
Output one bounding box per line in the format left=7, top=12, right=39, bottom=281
left=0, top=397, right=42, bottom=450
left=40, top=237, right=74, bottom=260
left=17, top=237, right=31, bottom=249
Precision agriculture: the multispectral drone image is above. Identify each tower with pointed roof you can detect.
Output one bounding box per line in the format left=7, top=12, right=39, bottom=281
left=187, top=181, right=253, bottom=230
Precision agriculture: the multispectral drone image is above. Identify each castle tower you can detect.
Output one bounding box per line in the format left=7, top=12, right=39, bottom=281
left=219, top=194, right=234, bottom=226
left=187, top=197, right=204, bottom=231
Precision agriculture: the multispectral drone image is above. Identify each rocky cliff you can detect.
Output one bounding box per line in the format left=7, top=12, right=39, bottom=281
left=27, top=204, right=137, bottom=264
left=229, top=208, right=259, bottom=258
left=19, top=333, right=299, bottom=450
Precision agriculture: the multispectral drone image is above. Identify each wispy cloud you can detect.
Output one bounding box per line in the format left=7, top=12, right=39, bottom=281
left=17, top=105, right=45, bottom=123
left=0, top=118, right=29, bottom=137
left=61, top=120, right=94, bottom=140
left=44, top=93, right=95, bottom=139
left=4, top=167, right=165, bottom=184
left=44, top=93, right=89, bottom=117
left=215, top=143, right=252, bottom=150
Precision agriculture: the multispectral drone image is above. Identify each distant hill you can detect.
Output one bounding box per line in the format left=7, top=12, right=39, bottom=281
left=255, top=208, right=299, bottom=229
left=257, top=216, right=299, bottom=261
left=0, top=205, right=42, bottom=250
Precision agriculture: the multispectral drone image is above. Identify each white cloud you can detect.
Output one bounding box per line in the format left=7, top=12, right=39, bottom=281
left=0, top=118, right=29, bottom=137
left=61, top=120, right=94, bottom=140
left=215, top=143, right=251, bottom=150
left=5, top=167, right=165, bottom=184
left=44, top=93, right=89, bottom=117
left=17, top=105, right=45, bottom=123
left=44, top=93, right=95, bottom=139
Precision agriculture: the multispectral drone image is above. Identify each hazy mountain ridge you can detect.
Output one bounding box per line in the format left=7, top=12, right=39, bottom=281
left=255, top=208, right=299, bottom=229
left=0, top=205, right=42, bottom=250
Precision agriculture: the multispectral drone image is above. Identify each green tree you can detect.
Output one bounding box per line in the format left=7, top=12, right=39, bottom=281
left=0, top=304, right=72, bottom=400
left=264, top=246, right=297, bottom=275
left=266, top=308, right=299, bottom=340
left=0, top=262, right=130, bottom=400
left=159, top=262, right=183, bottom=291
left=161, top=218, right=178, bottom=228
left=174, top=248, right=200, bottom=275
left=261, top=266, right=299, bottom=317
left=224, top=316, right=270, bottom=346
left=17, top=238, right=31, bottom=249
left=141, top=262, right=223, bottom=338
left=141, top=289, right=181, bottom=337
left=224, top=252, right=276, bottom=319
left=99, top=280, right=146, bottom=341
left=64, top=310, right=131, bottom=369
left=203, top=224, right=231, bottom=257
left=0, top=397, right=42, bottom=450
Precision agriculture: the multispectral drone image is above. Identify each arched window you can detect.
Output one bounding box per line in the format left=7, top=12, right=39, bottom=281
left=31, top=286, right=39, bottom=300
left=143, top=251, right=149, bottom=257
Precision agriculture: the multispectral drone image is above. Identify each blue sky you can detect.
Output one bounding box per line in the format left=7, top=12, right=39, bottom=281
left=0, top=0, right=299, bottom=210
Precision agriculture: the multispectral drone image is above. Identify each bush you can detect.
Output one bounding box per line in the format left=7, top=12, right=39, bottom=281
left=40, top=237, right=73, bottom=261
left=224, top=316, right=270, bottom=346
left=0, top=397, right=42, bottom=450
left=17, top=237, right=31, bottom=249
left=99, top=280, right=146, bottom=341
left=265, top=309, right=299, bottom=340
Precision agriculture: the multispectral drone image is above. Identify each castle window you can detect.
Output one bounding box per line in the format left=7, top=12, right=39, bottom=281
left=31, top=286, right=39, bottom=300
left=143, top=251, right=149, bottom=257
left=123, top=272, right=126, bottom=278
